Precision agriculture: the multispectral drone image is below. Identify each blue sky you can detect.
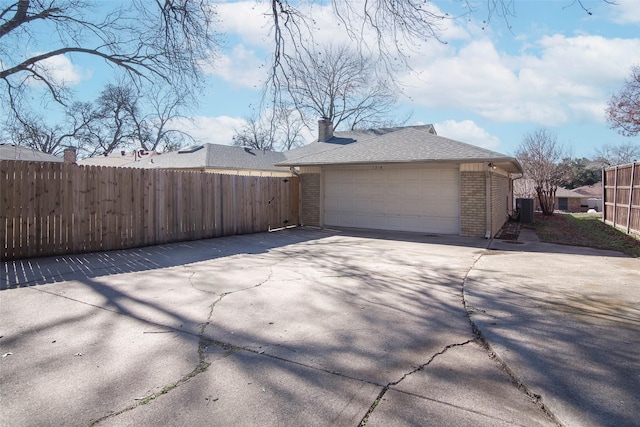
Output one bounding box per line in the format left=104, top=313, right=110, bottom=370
left=19, top=0, right=640, bottom=158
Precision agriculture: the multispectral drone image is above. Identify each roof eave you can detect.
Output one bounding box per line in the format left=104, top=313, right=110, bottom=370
left=277, top=157, right=524, bottom=173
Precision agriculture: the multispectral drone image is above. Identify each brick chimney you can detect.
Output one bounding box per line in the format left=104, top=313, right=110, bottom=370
left=63, top=148, right=77, bottom=164
left=318, top=118, right=333, bottom=142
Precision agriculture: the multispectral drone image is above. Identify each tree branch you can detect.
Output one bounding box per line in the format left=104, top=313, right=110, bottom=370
left=0, top=0, right=62, bottom=39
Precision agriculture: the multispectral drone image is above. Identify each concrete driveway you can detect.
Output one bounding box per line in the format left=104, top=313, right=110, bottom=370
left=466, top=230, right=640, bottom=427
left=1, top=228, right=637, bottom=426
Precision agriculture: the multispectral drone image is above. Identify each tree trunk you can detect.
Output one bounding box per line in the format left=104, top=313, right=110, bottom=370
left=536, top=185, right=557, bottom=216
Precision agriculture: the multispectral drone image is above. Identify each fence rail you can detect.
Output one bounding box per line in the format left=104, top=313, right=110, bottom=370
left=1, top=161, right=299, bottom=260
left=603, top=161, right=639, bottom=236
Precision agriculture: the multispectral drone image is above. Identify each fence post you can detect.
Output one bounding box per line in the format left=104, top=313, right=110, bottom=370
left=627, top=162, right=636, bottom=234
left=601, top=166, right=606, bottom=223
left=612, top=166, right=618, bottom=229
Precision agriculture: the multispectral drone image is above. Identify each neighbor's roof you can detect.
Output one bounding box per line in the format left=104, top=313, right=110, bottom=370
left=280, top=125, right=523, bottom=173
left=555, top=187, right=585, bottom=198
left=0, top=144, right=63, bottom=163
left=572, top=183, right=602, bottom=199
left=126, top=143, right=289, bottom=172
left=78, top=149, right=158, bottom=167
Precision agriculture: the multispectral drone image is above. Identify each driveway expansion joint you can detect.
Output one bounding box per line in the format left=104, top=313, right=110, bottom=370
left=462, top=252, right=564, bottom=427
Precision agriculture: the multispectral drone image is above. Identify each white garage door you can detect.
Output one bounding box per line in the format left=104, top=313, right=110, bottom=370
left=324, top=166, right=460, bottom=234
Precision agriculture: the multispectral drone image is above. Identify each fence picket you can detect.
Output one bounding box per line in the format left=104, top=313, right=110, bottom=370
left=1, top=161, right=15, bottom=259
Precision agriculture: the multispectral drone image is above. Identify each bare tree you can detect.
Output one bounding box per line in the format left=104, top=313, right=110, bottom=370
left=273, top=105, right=305, bottom=151
left=595, top=141, right=640, bottom=166
left=4, top=80, right=194, bottom=158
left=6, top=101, right=95, bottom=155
left=75, top=84, right=137, bottom=157
left=128, top=85, right=194, bottom=152
left=0, top=0, right=218, bottom=118
left=284, top=44, right=398, bottom=131
left=515, top=128, right=566, bottom=216
left=232, top=115, right=274, bottom=151
left=606, top=65, right=640, bottom=137
left=232, top=106, right=305, bottom=152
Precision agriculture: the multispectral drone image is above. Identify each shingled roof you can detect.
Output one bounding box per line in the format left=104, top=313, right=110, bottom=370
left=126, top=143, right=289, bottom=173
left=280, top=125, right=522, bottom=173
left=0, top=144, right=63, bottom=163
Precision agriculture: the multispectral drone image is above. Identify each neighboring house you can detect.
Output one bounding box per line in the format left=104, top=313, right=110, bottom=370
left=278, top=119, right=523, bottom=238
left=0, top=144, right=63, bottom=163
left=127, top=143, right=292, bottom=177
left=555, top=187, right=587, bottom=212
left=78, top=149, right=158, bottom=167
left=573, top=182, right=603, bottom=212
left=514, top=178, right=596, bottom=212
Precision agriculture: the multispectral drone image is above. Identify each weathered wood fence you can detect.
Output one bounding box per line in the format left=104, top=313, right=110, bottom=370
left=1, top=161, right=299, bottom=260
left=603, top=161, right=639, bottom=236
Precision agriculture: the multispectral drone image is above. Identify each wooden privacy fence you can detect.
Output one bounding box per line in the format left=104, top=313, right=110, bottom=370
left=1, top=161, right=299, bottom=260
left=603, top=161, right=639, bottom=236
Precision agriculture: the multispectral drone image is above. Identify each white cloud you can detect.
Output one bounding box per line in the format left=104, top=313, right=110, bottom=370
left=212, top=0, right=467, bottom=88
left=434, top=120, right=501, bottom=149
left=207, top=44, right=267, bottom=88
left=401, top=34, right=640, bottom=126
left=171, top=116, right=247, bottom=145
left=216, top=1, right=274, bottom=48
left=608, top=0, right=640, bottom=24
left=210, top=1, right=640, bottom=132
left=33, top=54, right=88, bottom=87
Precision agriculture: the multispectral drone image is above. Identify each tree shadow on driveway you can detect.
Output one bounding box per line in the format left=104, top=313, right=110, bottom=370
left=0, top=228, right=564, bottom=426
left=465, top=244, right=640, bottom=427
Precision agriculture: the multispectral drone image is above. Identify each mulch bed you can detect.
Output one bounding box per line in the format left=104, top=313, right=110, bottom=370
left=494, top=220, right=521, bottom=240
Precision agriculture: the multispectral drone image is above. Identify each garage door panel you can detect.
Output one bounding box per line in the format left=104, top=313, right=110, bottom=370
left=324, top=167, right=460, bottom=234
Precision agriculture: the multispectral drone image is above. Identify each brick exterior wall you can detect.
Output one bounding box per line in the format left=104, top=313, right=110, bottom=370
left=558, top=197, right=586, bottom=212
left=490, top=172, right=510, bottom=237
left=300, top=173, right=321, bottom=226
left=460, top=171, right=486, bottom=237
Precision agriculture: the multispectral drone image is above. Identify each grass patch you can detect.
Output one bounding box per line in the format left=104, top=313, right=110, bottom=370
left=528, top=212, right=640, bottom=257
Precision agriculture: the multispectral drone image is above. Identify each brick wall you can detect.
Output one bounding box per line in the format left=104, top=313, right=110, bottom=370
left=460, top=171, right=486, bottom=237
left=490, top=172, right=510, bottom=236
left=300, top=172, right=321, bottom=226
left=558, top=197, right=585, bottom=212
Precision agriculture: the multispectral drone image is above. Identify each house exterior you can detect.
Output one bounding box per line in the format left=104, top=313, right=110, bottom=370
left=555, top=187, right=588, bottom=212
left=126, top=143, right=292, bottom=177
left=278, top=120, right=523, bottom=238
left=514, top=178, right=597, bottom=212
left=0, top=144, right=63, bottom=163
left=573, top=183, right=602, bottom=212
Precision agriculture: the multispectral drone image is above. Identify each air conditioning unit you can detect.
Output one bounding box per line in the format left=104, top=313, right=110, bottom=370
left=516, top=198, right=534, bottom=223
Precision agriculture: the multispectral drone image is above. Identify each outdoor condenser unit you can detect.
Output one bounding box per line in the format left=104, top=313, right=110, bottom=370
left=516, top=198, right=534, bottom=223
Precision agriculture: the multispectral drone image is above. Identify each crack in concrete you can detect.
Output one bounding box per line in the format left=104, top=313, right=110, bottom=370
left=357, top=340, right=473, bottom=427
left=63, top=241, right=561, bottom=426
left=461, top=250, right=564, bottom=427
left=90, top=265, right=279, bottom=425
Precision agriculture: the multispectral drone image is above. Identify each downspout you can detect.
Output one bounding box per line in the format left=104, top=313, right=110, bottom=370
left=511, top=173, right=524, bottom=217
left=485, top=163, right=492, bottom=239
left=290, top=167, right=302, bottom=226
